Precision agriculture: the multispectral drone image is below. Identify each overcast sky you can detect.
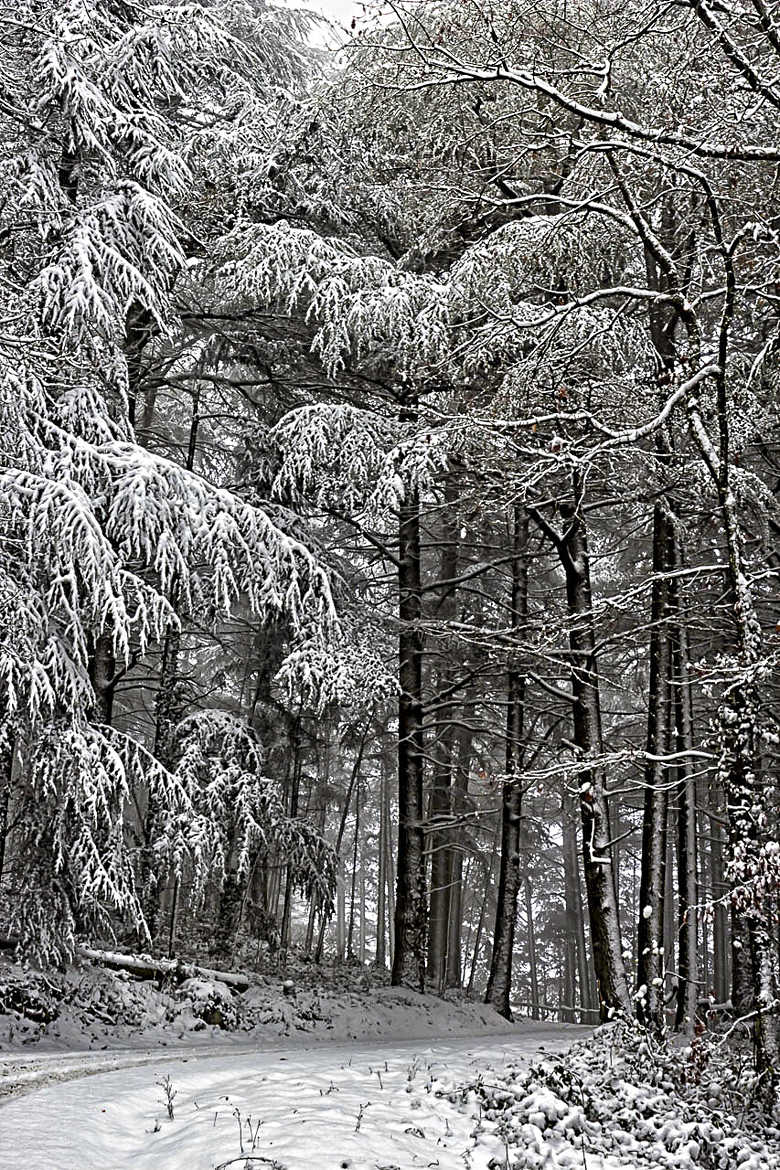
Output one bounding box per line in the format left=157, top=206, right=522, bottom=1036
left=310, top=0, right=359, bottom=25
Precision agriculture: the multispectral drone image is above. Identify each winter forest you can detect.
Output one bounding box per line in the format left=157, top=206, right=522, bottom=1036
left=1, top=0, right=780, bottom=1165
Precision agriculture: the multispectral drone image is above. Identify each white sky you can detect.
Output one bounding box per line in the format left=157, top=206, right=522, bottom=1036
left=315, top=0, right=358, bottom=18
left=309, top=0, right=360, bottom=26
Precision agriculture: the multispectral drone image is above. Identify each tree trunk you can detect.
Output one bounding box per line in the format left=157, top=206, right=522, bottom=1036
left=385, top=764, right=396, bottom=971
left=213, top=868, right=243, bottom=966
left=485, top=506, right=528, bottom=1019
left=279, top=718, right=303, bottom=958
left=445, top=693, right=476, bottom=989
left=316, top=720, right=370, bottom=962
left=376, top=751, right=388, bottom=969
left=532, top=481, right=632, bottom=1019
left=563, top=784, right=593, bottom=1020
left=88, top=634, right=116, bottom=725
left=525, top=874, right=540, bottom=1020
left=391, top=429, right=427, bottom=988
left=680, top=296, right=780, bottom=1092
left=466, top=827, right=498, bottom=994
left=709, top=803, right=730, bottom=1003
left=637, top=502, right=674, bottom=1031
left=347, top=771, right=361, bottom=959
left=0, top=734, right=12, bottom=891
left=335, top=853, right=346, bottom=961
left=427, top=479, right=459, bottom=992
left=670, top=565, right=699, bottom=1031
left=142, top=391, right=199, bottom=942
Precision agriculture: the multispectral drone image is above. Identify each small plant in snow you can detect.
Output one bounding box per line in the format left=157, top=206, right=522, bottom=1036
left=156, top=1074, right=177, bottom=1121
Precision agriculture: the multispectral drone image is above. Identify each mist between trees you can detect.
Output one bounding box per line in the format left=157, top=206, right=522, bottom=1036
left=0, top=0, right=779, bottom=1108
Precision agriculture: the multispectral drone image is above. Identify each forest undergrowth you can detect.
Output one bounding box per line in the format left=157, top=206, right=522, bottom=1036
left=448, top=1020, right=780, bottom=1169
left=0, top=950, right=511, bottom=1053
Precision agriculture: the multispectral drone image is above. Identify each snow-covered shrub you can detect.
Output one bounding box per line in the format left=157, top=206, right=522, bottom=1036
left=176, top=977, right=237, bottom=1030
left=0, top=972, right=62, bottom=1024
left=446, top=1020, right=780, bottom=1169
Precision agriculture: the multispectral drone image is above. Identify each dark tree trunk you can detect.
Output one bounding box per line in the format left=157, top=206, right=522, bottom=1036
left=563, top=784, right=594, bottom=1020
left=347, top=771, right=361, bottom=960
left=142, top=392, right=201, bottom=943
left=525, top=874, right=540, bottom=1019
left=485, top=506, right=528, bottom=1019
left=315, top=721, right=368, bottom=962
left=376, top=749, right=388, bottom=969
left=391, top=444, right=427, bottom=989
left=445, top=687, right=476, bottom=988
left=0, top=733, right=12, bottom=890
left=709, top=802, right=730, bottom=1003
left=384, top=753, right=396, bottom=971
left=279, top=718, right=303, bottom=959
left=213, top=868, right=243, bottom=966
left=531, top=480, right=632, bottom=1019
left=125, top=303, right=155, bottom=431
left=88, top=634, right=116, bottom=725
left=637, top=502, right=674, bottom=1032
left=427, top=479, right=459, bottom=992
left=669, top=558, right=699, bottom=1032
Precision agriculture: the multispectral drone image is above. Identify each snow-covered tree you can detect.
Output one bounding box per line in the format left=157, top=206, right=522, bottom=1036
left=0, top=0, right=336, bottom=959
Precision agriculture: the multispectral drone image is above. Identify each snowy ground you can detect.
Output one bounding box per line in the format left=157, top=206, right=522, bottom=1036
left=0, top=958, right=536, bottom=1054
left=0, top=1024, right=582, bottom=1169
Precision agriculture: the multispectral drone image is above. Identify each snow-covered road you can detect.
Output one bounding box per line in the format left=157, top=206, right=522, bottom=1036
left=0, top=1023, right=583, bottom=1169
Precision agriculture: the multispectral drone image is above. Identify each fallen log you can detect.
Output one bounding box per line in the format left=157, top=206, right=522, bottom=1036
left=78, top=946, right=251, bottom=992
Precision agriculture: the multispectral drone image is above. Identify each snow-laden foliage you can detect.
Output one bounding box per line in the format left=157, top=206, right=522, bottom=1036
left=278, top=612, right=398, bottom=713
left=162, top=711, right=336, bottom=918
left=270, top=402, right=450, bottom=525
left=8, top=721, right=190, bottom=963
left=210, top=221, right=447, bottom=375
left=0, top=1, right=337, bottom=960
left=447, top=1019, right=780, bottom=1168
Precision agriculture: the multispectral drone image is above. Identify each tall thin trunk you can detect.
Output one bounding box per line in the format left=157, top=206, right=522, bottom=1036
left=143, top=390, right=200, bottom=941
left=709, top=804, right=730, bottom=1003
left=427, top=480, right=459, bottom=992
left=670, top=565, right=699, bottom=1031
left=485, top=506, right=528, bottom=1019
left=531, top=481, right=632, bottom=1019
left=347, top=773, right=361, bottom=959
left=335, top=854, right=346, bottom=961
left=525, top=874, right=540, bottom=1020
left=563, top=784, right=593, bottom=1019
left=637, top=502, right=674, bottom=1031
left=391, top=413, right=427, bottom=988
left=359, top=865, right=366, bottom=964
left=316, top=720, right=370, bottom=962
left=385, top=763, right=396, bottom=971
left=679, top=264, right=779, bottom=1091
left=305, top=733, right=330, bottom=957
left=467, top=826, right=498, bottom=994
left=0, top=733, right=13, bottom=890
left=279, top=718, right=303, bottom=957
left=376, top=754, right=388, bottom=969
left=445, top=694, right=475, bottom=988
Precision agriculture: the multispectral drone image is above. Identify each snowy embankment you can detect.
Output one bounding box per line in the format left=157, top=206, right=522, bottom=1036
left=0, top=956, right=531, bottom=1060
left=0, top=1026, right=579, bottom=1170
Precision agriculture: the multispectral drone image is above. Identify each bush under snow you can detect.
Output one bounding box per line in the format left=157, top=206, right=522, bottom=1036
left=442, top=1019, right=780, bottom=1170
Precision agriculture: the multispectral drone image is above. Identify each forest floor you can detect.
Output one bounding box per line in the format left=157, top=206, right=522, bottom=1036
left=0, top=952, right=529, bottom=1062
left=2, top=956, right=779, bottom=1169
left=0, top=1028, right=579, bottom=1170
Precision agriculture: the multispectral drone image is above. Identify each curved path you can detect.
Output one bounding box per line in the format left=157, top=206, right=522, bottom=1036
left=0, top=1023, right=582, bottom=1169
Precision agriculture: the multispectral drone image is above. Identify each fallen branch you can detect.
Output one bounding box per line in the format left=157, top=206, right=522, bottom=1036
left=78, top=946, right=251, bottom=992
